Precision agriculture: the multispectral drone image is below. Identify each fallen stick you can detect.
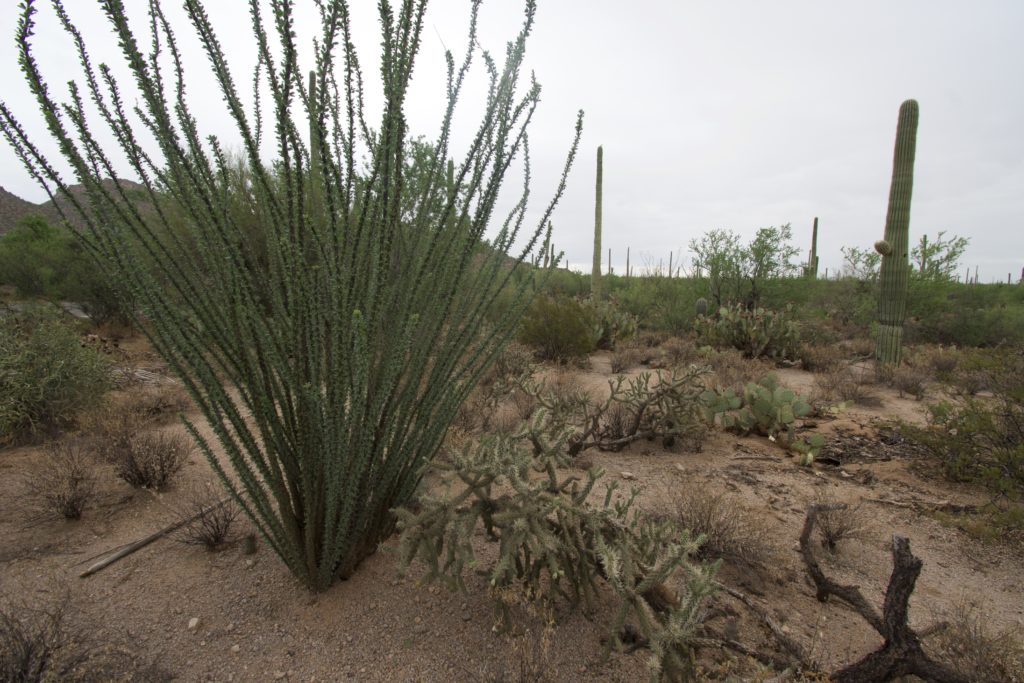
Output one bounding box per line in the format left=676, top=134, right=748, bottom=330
left=79, top=498, right=228, bottom=578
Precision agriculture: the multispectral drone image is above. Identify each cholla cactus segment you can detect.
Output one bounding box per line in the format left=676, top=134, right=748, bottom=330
left=876, top=100, right=920, bottom=366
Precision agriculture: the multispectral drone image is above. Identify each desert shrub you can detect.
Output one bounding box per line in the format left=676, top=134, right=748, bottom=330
left=456, top=341, right=536, bottom=434
left=609, top=346, right=641, bottom=374
left=843, top=337, right=876, bottom=359
left=518, top=295, right=596, bottom=362
left=913, top=345, right=960, bottom=380
left=176, top=487, right=238, bottom=551
left=661, top=337, right=700, bottom=368
left=694, top=304, right=800, bottom=360
left=670, top=487, right=773, bottom=567
left=925, top=602, right=1024, bottom=681
left=800, top=343, right=847, bottom=372
left=113, top=383, right=191, bottom=423
left=890, top=365, right=929, bottom=400
left=0, top=308, right=111, bottom=444
left=637, top=330, right=670, bottom=348
left=0, top=601, right=90, bottom=683
left=102, top=428, right=192, bottom=491
left=905, top=353, right=1024, bottom=510
left=812, top=494, right=867, bottom=553
left=24, top=441, right=97, bottom=520
left=700, top=348, right=773, bottom=394
left=813, top=365, right=880, bottom=406
left=0, top=596, right=169, bottom=682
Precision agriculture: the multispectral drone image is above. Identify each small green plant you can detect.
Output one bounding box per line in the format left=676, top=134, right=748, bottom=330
left=702, top=374, right=824, bottom=464
left=694, top=304, right=800, bottom=360
left=518, top=295, right=597, bottom=362
left=0, top=308, right=111, bottom=444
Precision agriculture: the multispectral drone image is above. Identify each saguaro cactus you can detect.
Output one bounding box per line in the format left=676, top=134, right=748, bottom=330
left=806, top=217, right=819, bottom=279
left=875, top=100, right=919, bottom=366
left=592, top=145, right=603, bottom=299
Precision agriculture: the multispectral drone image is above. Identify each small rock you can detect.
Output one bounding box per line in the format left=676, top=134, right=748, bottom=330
left=620, top=471, right=636, bottom=481
left=674, top=464, right=686, bottom=473
left=273, top=671, right=286, bottom=680
left=414, top=616, right=422, bottom=625
left=187, top=617, right=201, bottom=632
left=461, top=612, right=471, bottom=622
left=231, top=644, right=241, bottom=654
left=413, top=624, right=428, bottom=634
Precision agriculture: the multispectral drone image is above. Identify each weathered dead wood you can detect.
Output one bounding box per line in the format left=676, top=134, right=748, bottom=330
left=714, top=581, right=810, bottom=666
left=79, top=498, right=228, bottom=578
left=799, top=504, right=974, bottom=683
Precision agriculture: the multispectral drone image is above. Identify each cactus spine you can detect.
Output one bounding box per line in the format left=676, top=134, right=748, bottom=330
left=592, top=145, right=603, bottom=299
left=875, top=100, right=919, bottom=366
left=806, top=217, right=819, bottom=278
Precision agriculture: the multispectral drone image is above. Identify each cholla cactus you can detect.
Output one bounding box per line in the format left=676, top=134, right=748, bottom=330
left=875, top=100, right=920, bottom=366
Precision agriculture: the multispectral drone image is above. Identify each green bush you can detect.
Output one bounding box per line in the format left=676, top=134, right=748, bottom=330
left=0, top=216, right=128, bottom=325
left=694, top=304, right=800, bottom=360
left=586, top=298, right=637, bottom=349
left=0, top=309, right=111, bottom=444
left=518, top=295, right=596, bottom=361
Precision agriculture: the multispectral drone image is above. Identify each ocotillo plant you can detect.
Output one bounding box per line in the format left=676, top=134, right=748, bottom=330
left=1, top=0, right=582, bottom=590
left=591, top=145, right=603, bottom=299
left=806, top=217, right=819, bottom=279
left=875, top=100, right=919, bottom=366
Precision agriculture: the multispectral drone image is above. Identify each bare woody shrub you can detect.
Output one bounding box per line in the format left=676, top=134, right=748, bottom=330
left=609, top=346, right=641, bottom=374
left=800, top=344, right=847, bottom=373
left=926, top=601, right=1024, bottom=682
left=176, top=486, right=238, bottom=551
left=891, top=365, right=929, bottom=400
left=671, top=486, right=774, bottom=567
left=813, top=493, right=867, bottom=553
left=24, top=441, right=97, bottom=520
left=814, top=365, right=881, bottom=407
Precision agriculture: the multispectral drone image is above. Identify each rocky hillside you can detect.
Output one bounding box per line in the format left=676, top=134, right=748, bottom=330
left=0, top=180, right=148, bottom=236
left=0, top=185, right=43, bottom=236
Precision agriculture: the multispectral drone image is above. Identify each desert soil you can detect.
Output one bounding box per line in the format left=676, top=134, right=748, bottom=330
left=1, top=343, right=1022, bottom=682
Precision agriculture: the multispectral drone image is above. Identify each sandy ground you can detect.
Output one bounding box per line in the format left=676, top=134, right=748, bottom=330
left=1, top=344, right=1022, bottom=682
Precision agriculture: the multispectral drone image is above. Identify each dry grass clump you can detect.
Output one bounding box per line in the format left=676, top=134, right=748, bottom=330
left=113, top=382, right=191, bottom=423
left=915, top=345, right=960, bottom=379
left=812, top=494, right=867, bottom=553
left=637, top=330, right=669, bottom=349
left=800, top=343, right=847, bottom=373
left=842, top=337, right=875, bottom=359
left=702, top=349, right=773, bottom=393
left=175, top=486, right=238, bottom=551
left=926, top=601, right=1024, bottom=682
left=813, top=365, right=881, bottom=407
left=890, top=365, right=929, bottom=400
left=660, top=337, right=700, bottom=368
left=609, top=346, right=641, bottom=374
left=24, top=441, right=97, bottom=520
left=671, top=485, right=774, bottom=568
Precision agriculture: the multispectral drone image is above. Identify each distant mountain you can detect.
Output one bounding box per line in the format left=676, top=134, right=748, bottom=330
left=0, top=180, right=149, bottom=236
left=0, top=186, right=44, bottom=236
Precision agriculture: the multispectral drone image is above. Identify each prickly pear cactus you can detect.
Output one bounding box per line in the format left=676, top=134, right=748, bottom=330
left=875, top=100, right=919, bottom=366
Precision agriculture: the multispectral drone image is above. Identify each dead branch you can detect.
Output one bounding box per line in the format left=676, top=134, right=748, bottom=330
left=799, top=504, right=975, bottom=683
left=79, top=498, right=228, bottom=578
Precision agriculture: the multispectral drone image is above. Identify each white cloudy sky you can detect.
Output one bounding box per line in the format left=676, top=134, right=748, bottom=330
left=1, top=1, right=1022, bottom=282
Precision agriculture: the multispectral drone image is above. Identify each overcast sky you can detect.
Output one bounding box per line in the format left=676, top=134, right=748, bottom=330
left=2, top=1, right=1022, bottom=282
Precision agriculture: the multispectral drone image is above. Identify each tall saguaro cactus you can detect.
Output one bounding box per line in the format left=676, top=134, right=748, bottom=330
left=806, top=217, right=819, bottom=279
left=592, top=145, right=603, bottom=299
left=875, top=100, right=920, bottom=366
